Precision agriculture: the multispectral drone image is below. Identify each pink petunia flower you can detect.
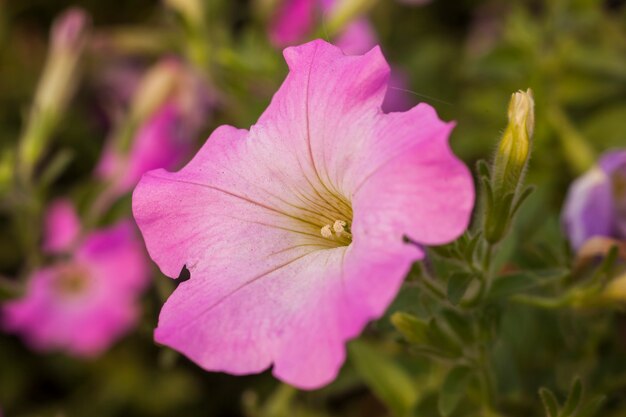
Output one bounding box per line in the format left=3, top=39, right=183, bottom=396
left=95, top=60, right=213, bottom=197
left=133, top=40, right=474, bottom=389
left=269, top=1, right=413, bottom=112
left=2, top=202, right=149, bottom=357
left=96, top=103, right=194, bottom=195
left=269, top=0, right=317, bottom=47
left=42, top=199, right=81, bottom=253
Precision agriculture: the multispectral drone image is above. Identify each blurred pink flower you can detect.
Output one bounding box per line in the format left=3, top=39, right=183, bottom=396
left=95, top=60, right=213, bottom=197
left=51, top=7, right=90, bottom=53
left=2, top=202, right=149, bottom=357
left=96, top=103, right=193, bottom=195
left=269, top=1, right=413, bottom=112
left=42, top=199, right=81, bottom=253
left=133, top=40, right=474, bottom=389
left=269, top=0, right=317, bottom=47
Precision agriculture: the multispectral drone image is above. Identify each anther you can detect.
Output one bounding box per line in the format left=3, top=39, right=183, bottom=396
left=321, top=224, right=333, bottom=238
left=333, top=220, right=347, bottom=234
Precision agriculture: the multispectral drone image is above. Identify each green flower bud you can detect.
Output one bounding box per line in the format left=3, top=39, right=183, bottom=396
left=17, top=8, right=90, bottom=182
left=484, top=89, right=535, bottom=244
left=492, top=89, right=534, bottom=196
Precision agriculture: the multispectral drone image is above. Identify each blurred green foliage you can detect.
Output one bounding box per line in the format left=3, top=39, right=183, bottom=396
left=1, top=0, right=626, bottom=416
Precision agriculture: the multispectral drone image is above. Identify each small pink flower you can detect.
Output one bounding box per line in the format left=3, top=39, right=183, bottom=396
left=42, top=199, right=81, bottom=253
left=269, top=0, right=317, bottom=47
left=95, top=60, right=213, bottom=197
left=51, top=8, right=90, bottom=53
left=96, top=103, right=193, bottom=195
left=133, top=40, right=474, bottom=389
left=269, top=2, right=413, bottom=112
left=3, top=203, right=149, bottom=357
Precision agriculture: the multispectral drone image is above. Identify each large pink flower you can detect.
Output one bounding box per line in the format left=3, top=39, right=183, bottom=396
left=133, top=40, right=473, bottom=389
left=2, top=202, right=149, bottom=357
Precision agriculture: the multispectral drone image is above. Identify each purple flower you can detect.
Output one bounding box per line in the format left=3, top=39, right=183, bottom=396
left=562, top=150, right=626, bottom=249
left=2, top=201, right=149, bottom=357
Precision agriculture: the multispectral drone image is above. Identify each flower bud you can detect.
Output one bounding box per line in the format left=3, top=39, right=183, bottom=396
left=37, top=8, right=90, bottom=114
left=603, top=274, right=626, bottom=302
left=492, top=89, right=534, bottom=195
left=325, top=0, right=377, bottom=36
left=164, top=0, right=204, bottom=28
left=51, top=8, right=90, bottom=52
left=18, top=8, right=90, bottom=181
left=484, top=89, right=535, bottom=244
left=128, top=60, right=181, bottom=125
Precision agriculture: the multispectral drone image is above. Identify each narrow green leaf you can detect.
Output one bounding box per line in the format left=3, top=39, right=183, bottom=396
left=438, top=366, right=472, bottom=417
left=38, top=149, right=74, bottom=187
left=594, top=244, right=619, bottom=285
left=476, top=159, right=491, bottom=180
left=511, top=185, right=535, bottom=216
left=428, top=318, right=462, bottom=357
left=349, top=340, right=418, bottom=417
left=391, top=312, right=430, bottom=346
left=560, top=377, right=582, bottom=417
left=488, top=268, right=568, bottom=299
left=463, top=232, right=482, bottom=264
left=447, top=272, right=474, bottom=305
left=576, top=395, right=606, bottom=417
left=539, top=387, right=560, bottom=417
left=481, top=177, right=494, bottom=213
left=440, top=308, right=474, bottom=344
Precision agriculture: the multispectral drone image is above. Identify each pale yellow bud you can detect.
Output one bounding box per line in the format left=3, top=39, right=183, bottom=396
left=325, top=0, right=377, bottom=36
left=493, top=89, right=534, bottom=194
left=164, top=0, right=204, bottom=29
left=129, top=60, right=181, bottom=123
left=603, top=274, right=626, bottom=302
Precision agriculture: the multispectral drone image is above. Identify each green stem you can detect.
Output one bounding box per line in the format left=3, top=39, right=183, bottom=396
left=476, top=345, right=498, bottom=415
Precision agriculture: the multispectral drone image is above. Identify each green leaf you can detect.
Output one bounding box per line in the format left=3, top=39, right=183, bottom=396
left=488, top=268, right=568, bottom=299
left=576, top=395, right=606, bottom=417
left=391, top=312, right=430, bottom=346
left=438, top=366, right=472, bottom=417
left=481, top=177, right=494, bottom=214
left=428, top=318, right=462, bottom=357
left=539, top=387, right=560, bottom=417
left=349, top=340, right=418, bottom=417
left=476, top=159, right=491, bottom=180
left=447, top=272, right=474, bottom=305
left=440, top=309, right=474, bottom=344
left=38, top=148, right=74, bottom=187
left=463, top=232, right=482, bottom=264
left=511, top=185, right=535, bottom=216
left=560, top=377, right=582, bottom=417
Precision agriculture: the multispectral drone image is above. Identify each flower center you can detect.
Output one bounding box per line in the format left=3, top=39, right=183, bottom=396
left=320, top=219, right=352, bottom=245
left=290, top=184, right=353, bottom=249
left=53, top=264, right=90, bottom=297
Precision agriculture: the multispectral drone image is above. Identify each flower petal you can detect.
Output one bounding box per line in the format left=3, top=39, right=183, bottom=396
left=351, top=105, right=474, bottom=246
left=43, top=199, right=81, bottom=253
left=562, top=167, right=614, bottom=250
left=269, top=0, right=317, bottom=47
